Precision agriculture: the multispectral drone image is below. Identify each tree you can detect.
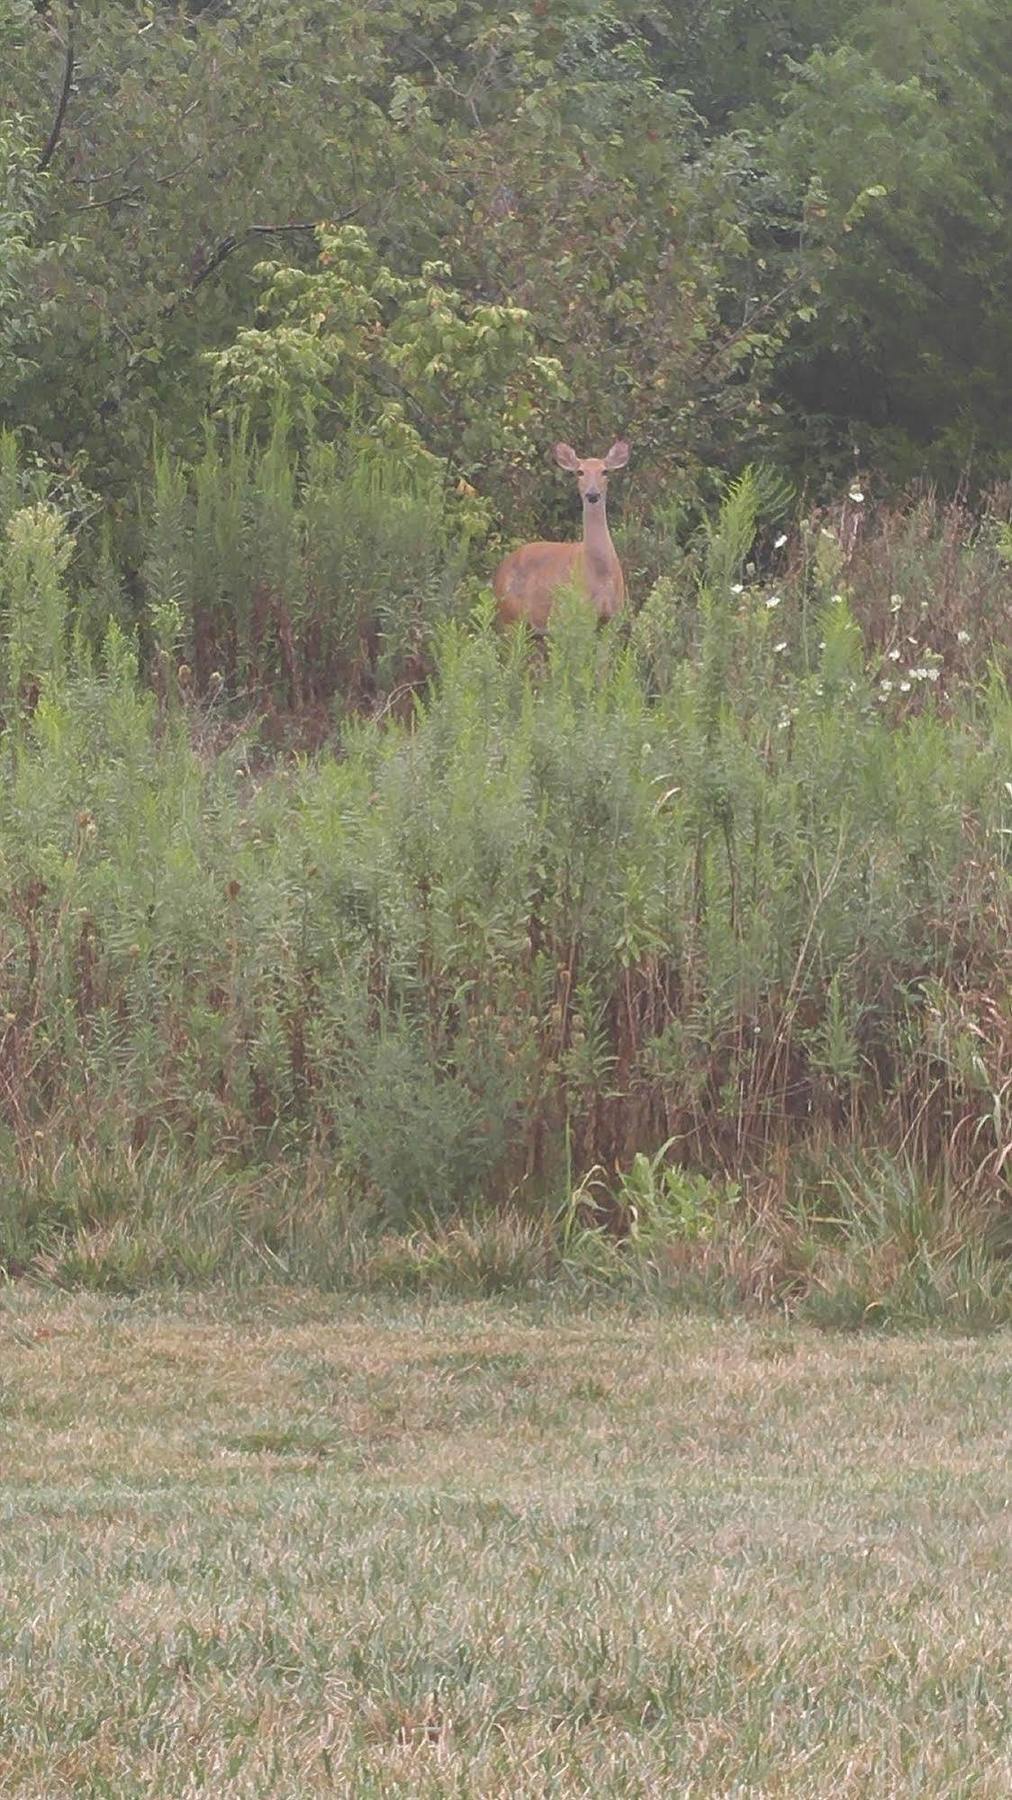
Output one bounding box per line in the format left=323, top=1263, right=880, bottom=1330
left=765, top=0, right=1012, bottom=483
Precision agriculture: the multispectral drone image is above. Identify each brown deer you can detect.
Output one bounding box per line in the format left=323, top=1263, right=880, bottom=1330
left=493, top=440, right=630, bottom=632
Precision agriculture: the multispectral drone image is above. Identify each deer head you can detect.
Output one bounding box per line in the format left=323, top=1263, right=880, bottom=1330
left=552, top=439, right=630, bottom=508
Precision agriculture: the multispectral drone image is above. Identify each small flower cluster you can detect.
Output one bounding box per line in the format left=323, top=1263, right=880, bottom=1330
left=877, top=642, right=943, bottom=700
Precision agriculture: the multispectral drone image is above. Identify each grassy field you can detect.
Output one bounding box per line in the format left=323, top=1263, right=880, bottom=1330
left=1, top=1290, right=1009, bottom=1796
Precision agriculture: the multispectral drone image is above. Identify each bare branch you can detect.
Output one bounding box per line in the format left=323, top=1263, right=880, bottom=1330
left=96, top=213, right=360, bottom=419
left=162, top=218, right=342, bottom=318
left=38, top=3, right=76, bottom=173
left=69, top=158, right=203, bottom=214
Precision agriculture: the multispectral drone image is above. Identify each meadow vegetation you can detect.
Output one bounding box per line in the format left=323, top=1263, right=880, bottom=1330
left=0, top=421, right=1009, bottom=1320
left=1, top=11, right=1009, bottom=1795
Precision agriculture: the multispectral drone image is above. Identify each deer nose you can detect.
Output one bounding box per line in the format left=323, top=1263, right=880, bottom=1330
left=585, top=489, right=601, bottom=504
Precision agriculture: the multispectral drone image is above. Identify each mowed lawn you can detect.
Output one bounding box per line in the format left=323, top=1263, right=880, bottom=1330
left=1, top=1292, right=1009, bottom=1797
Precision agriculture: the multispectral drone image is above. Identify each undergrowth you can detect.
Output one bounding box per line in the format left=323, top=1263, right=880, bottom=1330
left=0, top=431, right=1009, bottom=1320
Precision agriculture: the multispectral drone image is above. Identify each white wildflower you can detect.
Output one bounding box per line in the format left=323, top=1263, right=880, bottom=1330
left=899, top=681, right=911, bottom=692
left=957, top=629, right=970, bottom=645
left=773, top=641, right=788, bottom=654
left=887, top=648, right=901, bottom=661
left=925, top=667, right=940, bottom=681
left=889, top=594, right=903, bottom=611
left=849, top=488, right=865, bottom=503
left=830, top=593, right=844, bottom=604
left=774, top=533, right=788, bottom=549
left=730, top=582, right=744, bottom=594
left=879, top=680, right=893, bottom=695
left=765, top=595, right=781, bottom=609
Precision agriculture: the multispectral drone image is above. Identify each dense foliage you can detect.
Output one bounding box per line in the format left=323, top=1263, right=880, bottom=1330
left=3, top=0, right=1010, bottom=523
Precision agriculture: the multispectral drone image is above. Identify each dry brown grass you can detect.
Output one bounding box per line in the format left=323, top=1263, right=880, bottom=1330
left=1, top=1288, right=1009, bottom=1795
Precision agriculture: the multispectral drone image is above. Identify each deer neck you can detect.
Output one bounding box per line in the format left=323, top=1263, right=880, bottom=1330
left=581, top=496, right=616, bottom=572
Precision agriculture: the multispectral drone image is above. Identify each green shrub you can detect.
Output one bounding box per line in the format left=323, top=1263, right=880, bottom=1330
left=1, top=500, right=73, bottom=707
left=142, top=417, right=465, bottom=702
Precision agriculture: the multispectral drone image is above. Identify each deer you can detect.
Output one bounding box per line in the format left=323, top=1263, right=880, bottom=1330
left=493, top=439, right=630, bottom=633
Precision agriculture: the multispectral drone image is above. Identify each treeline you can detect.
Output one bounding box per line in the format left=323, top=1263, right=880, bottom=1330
left=2, top=0, right=1010, bottom=554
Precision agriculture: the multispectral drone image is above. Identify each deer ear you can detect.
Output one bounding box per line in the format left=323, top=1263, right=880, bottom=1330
left=603, top=439, right=630, bottom=470
left=553, top=442, right=579, bottom=471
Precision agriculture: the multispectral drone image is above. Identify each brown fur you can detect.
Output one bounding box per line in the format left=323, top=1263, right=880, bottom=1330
left=493, top=440, right=630, bottom=632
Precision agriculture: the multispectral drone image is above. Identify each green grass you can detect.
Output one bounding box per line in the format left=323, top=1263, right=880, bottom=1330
left=1, top=1289, right=1009, bottom=1795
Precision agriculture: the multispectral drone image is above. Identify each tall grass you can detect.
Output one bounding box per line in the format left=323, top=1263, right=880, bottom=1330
left=0, top=431, right=1009, bottom=1309
left=143, top=416, right=463, bottom=709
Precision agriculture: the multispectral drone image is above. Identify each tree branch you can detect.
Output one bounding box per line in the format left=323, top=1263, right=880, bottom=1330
left=69, top=157, right=202, bottom=214
left=95, top=213, right=360, bottom=419
left=38, top=3, right=76, bottom=173
left=162, top=217, right=356, bottom=319
left=190, top=222, right=319, bottom=293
